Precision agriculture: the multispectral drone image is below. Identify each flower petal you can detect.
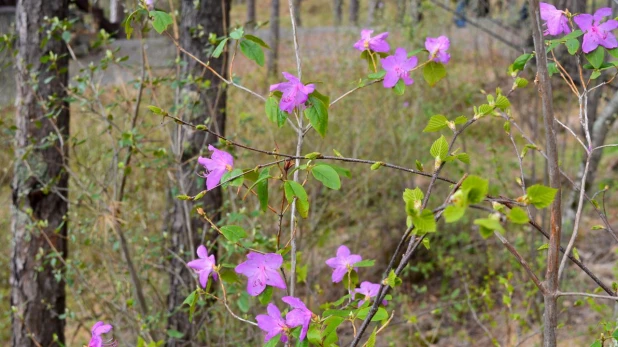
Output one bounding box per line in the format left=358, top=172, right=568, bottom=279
left=264, top=267, right=287, bottom=289
left=335, top=245, right=351, bottom=258
left=331, top=266, right=347, bottom=283
left=187, top=259, right=206, bottom=271
left=196, top=245, right=208, bottom=258
left=206, top=168, right=226, bottom=191
left=594, top=7, right=612, bottom=22
left=92, top=322, right=112, bottom=335
left=360, top=29, right=373, bottom=40
left=581, top=33, right=600, bottom=53
left=600, top=19, right=618, bottom=31
left=574, top=13, right=594, bottom=31
left=383, top=71, right=399, bottom=88
left=199, top=269, right=211, bottom=288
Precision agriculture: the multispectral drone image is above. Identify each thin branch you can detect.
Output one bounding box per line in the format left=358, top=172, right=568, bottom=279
left=558, top=292, right=618, bottom=301
left=493, top=231, right=546, bottom=294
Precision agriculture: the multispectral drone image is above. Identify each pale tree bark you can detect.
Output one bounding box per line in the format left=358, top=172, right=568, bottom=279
left=11, top=0, right=70, bottom=346
left=349, top=0, right=359, bottom=25
left=109, top=0, right=123, bottom=24
left=247, top=0, right=256, bottom=30
left=333, top=0, right=343, bottom=24
left=408, top=0, right=419, bottom=25
left=367, top=0, right=383, bottom=25
left=529, top=1, right=563, bottom=346
left=267, top=0, right=280, bottom=76
left=165, top=0, right=230, bottom=345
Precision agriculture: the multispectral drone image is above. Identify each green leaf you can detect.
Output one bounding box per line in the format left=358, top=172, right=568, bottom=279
left=258, top=285, right=273, bottom=305
left=495, top=95, right=510, bottom=110
left=221, top=168, right=244, bottom=187
left=411, top=209, right=437, bottom=233
left=560, top=30, right=583, bottom=41
left=585, top=47, right=604, bottom=70
left=430, top=135, right=449, bottom=160
left=515, top=77, right=529, bottom=88
left=219, top=225, right=247, bottom=243
left=444, top=205, right=466, bottom=223
left=265, top=96, right=288, bottom=127
left=219, top=268, right=240, bottom=283
left=612, top=328, right=618, bottom=339
left=240, top=39, right=265, bottom=66
left=474, top=218, right=505, bottom=239
left=511, top=53, right=533, bottom=72
left=150, top=11, right=173, bottom=34
left=386, top=270, right=402, bottom=288
left=526, top=184, right=558, bottom=209
left=245, top=34, right=270, bottom=48
left=330, top=164, right=351, bottom=178
left=212, top=38, right=229, bottom=58
left=366, top=328, right=378, bottom=347
left=167, top=329, right=184, bottom=338
left=537, top=243, right=549, bottom=251
left=229, top=27, right=244, bottom=40
left=565, top=39, right=580, bottom=55
left=237, top=292, right=250, bottom=313
left=370, top=162, right=384, bottom=170
left=454, top=115, right=468, bottom=124
left=284, top=181, right=309, bottom=218
left=354, top=259, right=375, bottom=267
left=422, top=237, right=430, bottom=249
left=368, top=70, right=386, bottom=79
left=456, top=153, right=470, bottom=164
left=264, top=334, right=281, bottom=347
left=461, top=175, right=488, bottom=204
left=357, top=307, right=388, bottom=321
left=403, top=187, right=424, bottom=204
left=393, top=79, right=405, bottom=95
left=589, top=340, right=602, bottom=347
left=307, top=324, right=321, bottom=345
left=591, top=225, right=605, bottom=230
left=256, top=175, right=269, bottom=212
left=547, top=63, right=559, bottom=77
left=608, top=48, right=618, bottom=59
left=305, top=93, right=329, bottom=137
left=182, top=289, right=199, bottom=322
left=312, top=164, right=341, bottom=190
left=423, top=61, right=447, bottom=87
left=507, top=207, right=529, bottom=224
left=423, top=115, right=449, bottom=132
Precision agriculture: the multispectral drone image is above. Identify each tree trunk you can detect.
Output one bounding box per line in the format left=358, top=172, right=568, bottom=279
left=247, top=0, right=255, bottom=30
left=349, top=0, right=359, bottom=25
left=367, top=0, right=383, bottom=25
left=408, top=0, right=419, bottom=25
left=396, top=0, right=405, bottom=23
left=293, top=0, right=302, bottom=27
left=165, top=0, right=230, bottom=345
left=477, top=0, right=490, bottom=17
left=267, top=0, right=280, bottom=76
left=11, top=0, right=70, bottom=346
left=333, top=0, right=343, bottom=25
left=109, top=0, right=123, bottom=24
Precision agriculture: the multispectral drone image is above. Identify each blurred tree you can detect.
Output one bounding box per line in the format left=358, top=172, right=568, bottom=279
left=11, top=0, right=70, bottom=346
left=268, top=0, right=280, bottom=75
left=109, top=0, right=123, bottom=24
left=247, top=0, right=256, bottom=30
left=334, top=0, right=343, bottom=24
left=293, top=0, right=302, bottom=26
left=166, top=0, right=230, bottom=345
left=367, top=0, right=383, bottom=25
left=350, top=0, right=359, bottom=25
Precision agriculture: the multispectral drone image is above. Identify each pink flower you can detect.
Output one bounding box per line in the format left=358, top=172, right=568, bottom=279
left=574, top=8, right=618, bottom=53
left=325, top=245, right=362, bottom=283
left=354, top=281, right=388, bottom=307
left=283, top=296, right=313, bottom=341
left=425, top=36, right=451, bottom=64
left=540, top=2, right=571, bottom=36
left=256, top=303, right=289, bottom=343
left=198, top=145, right=234, bottom=191
left=381, top=48, right=418, bottom=88
left=270, top=72, right=315, bottom=114
left=89, top=321, right=116, bottom=347
left=353, top=29, right=390, bottom=53
left=187, top=245, right=217, bottom=288
left=235, top=252, right=286, bottom=296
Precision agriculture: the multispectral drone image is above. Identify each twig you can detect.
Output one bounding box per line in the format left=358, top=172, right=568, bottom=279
left=557, top=292, right=618, bottom=301
left=493, top=231, right=546, bottom=294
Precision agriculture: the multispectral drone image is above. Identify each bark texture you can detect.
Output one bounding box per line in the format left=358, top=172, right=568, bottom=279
left=165, top=0, right=230, bottom=345
left=334, top=0, right=343, bottom=24
left=349, top=0, right=359, bottom=25
left=11, top=0, right=70, bottom=346
left=247, top=0, right=256, bottom=30
left=267, top=0, right=280, bottom=76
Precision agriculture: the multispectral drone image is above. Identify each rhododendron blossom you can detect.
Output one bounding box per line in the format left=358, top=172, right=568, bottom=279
left=355, top=281, right=388, bottom=307
left=89, top=321, right=116, bottom=347
left=325, top=245, right=362, bottom=283
left=353, top=29, right=390, bottom=53
left=198, top=145, right=234, bottom=191
left=574, top=7, right=618, bottom=53
left=270, top=72, right=315, bottom=114
left=187, top=245, right=217, bottom=288
left=381, top=48, right=418, bottom=88
left=539, top=2, right=571, bottom=36
left=425, top=36, right=451, bottom=64
left=283, top=296, right=314, bottom=341
left=256, top=303, right=289, bottom=343
left=235, top=252, right=286, bottom=296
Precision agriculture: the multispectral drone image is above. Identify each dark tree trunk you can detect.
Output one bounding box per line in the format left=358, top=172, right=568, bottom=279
left=267, top=0, right=280, bottom=76
left=11, top=0, right=70, bottom=346
left=477, top=0, right=490, bottom=17
left=165, top=0, right=230, bottom=345
left=293, top=0, right=302, bottom=27
left=247, top=0, right=256, bottom=30
left=334, top=0, right=343, bottom=24
left=367, top=0, right=383, bottom=25
left=349, top=0, right=359, bottom=25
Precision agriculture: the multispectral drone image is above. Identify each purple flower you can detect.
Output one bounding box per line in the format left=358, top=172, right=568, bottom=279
left=325, top=245, right=362, bottom=283
left=353, top=29, right=390, bottom=53
left=381, top=48, right=418, bottom=88
left=270, top=72, right=315, bottom=114
left=235, top=252, right=286, bottom=296
left=574, top=8, right=618, bottom=53
left=425, top=36, right=451, bottom=64
left=354, top=281, right=388, bottom=307
left=256, top=303, right=289, bottom=343
left=198, top=145, right=234, bottom=191
left=89, top=321, right=116, bottom=347
left=540, top=2, right=571, bottom=36
left=283, top=296, right=314, bottom=341
left=187, top=245, right=217, bottom=289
